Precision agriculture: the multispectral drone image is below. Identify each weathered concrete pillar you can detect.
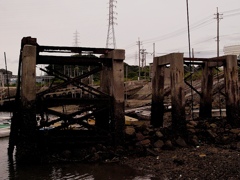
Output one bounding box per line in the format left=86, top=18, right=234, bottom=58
left=200, top=62, right=214, bottom=118
left=224, top=55, right=240, bottom=127
left=170, top=53, right=186, bottom=132
left=151, top=59, right=165, bottom=127
left=151, top=53, right=186, bottom=133
left=100, top=50, right=125, bottom=145
left=21, top=45, right=37, bottom=104
left=96, top=66, right=112, bottom=130
left=16, top=44, right=37, bottom=162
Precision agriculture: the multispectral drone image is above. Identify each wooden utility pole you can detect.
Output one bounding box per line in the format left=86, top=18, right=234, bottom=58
left=153, top=43, right=155, bottom=58
left=137, top=38, right=141, bottom=80
left=186, top=0, right=191, bottom=58
left=215, top=7, right=222, bottom=57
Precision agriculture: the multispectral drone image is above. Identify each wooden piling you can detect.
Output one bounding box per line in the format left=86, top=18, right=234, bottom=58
left=169, top=53, right=186, bottom=132
left=151, top=53, right=186, bottom=133
left=100, top=50, right=125, bottom=145
left=16, top=44, right=37, bottom=162
left=200, top=62, right=214, bottom=118
left=224, top=55, right=240, bottom=127
left=151, top=58, right=165, bottom=127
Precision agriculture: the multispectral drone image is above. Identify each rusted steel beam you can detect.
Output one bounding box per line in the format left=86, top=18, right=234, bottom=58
left=43, top=98, right=110, bottom=107
left=184, top=56, right=226, bottom=62
left=45, top=67, right=110, bottom=97
left=38, top=106, right=95, bottom=129
left=51, top=107, right=109, bottom=131
left=41, top=68, right=101, bottom=97
left=184, top=61, right=204, bottom=65
left=38, top=45, right=113, bottom=55
left=184, top=79, right=201, bottom=97
left=37, top=66, right=102, bottom=97
left=37, top=55, right=112, bottom=66
left=184, top=57, right=210, bottom=62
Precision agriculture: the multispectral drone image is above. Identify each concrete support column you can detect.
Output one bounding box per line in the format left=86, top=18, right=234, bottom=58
left=224, top=55, right=240, bottom=127
left=200, top=62, right=213, bottom=118
left=151, top=53, right=186, bottom=133
left=170, top=53, right=186, bottom=132
left=97, top=66, right=112, bottom=130
left=101, top=49, right=125, bottom=145
left=151, top=60, right=165, bottom=127
left=21, top=45, right=37, bottom=104
left=16, top=45, right=37, bottom=162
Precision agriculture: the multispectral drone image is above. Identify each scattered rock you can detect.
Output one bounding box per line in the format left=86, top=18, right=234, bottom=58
left=155, top=130, right=164, bottom=138
left=125, top=126, right=136, bottom=137
left=137, top=139, right=151, bottom=146
left=190, top=135, right=199, bottom=146
left=210, top=123, right=217, bottom=128
left=188, top=120, right=198, bottom=127
left=187, top=123, right=194, bottom=128
left=230, top=129, right=240, bottom=134
left=175, top=137, right=187, bottom=147
left=136, top=132, right=145, bottom=141
left=207, top=129, right=218, bottom=139
left=199, top=153, right=206, bottom=158
left=164, top=140, right=174, bottom=150
left=187, top=128, right=196, bottom=134
left=154, top=140, right=164, bottom=148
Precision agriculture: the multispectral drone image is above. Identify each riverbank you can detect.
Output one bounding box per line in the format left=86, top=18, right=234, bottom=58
left=37, top=116, right=240, bottom=179
left=122, top=143, right=240, bottom=179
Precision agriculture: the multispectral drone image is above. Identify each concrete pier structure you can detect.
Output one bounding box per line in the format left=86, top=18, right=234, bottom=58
left=151, top=53, right=186, bottom=132
left=151, top=53, right=240, bottom=133
left=199, top=55, right=240, bottom=126
left=8, top=37, right=125, bottom=161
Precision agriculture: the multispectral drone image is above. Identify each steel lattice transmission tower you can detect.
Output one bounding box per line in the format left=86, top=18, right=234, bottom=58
left=106, top=0, right=117, bottom=49
left=73, top=30, right=79, bottom=47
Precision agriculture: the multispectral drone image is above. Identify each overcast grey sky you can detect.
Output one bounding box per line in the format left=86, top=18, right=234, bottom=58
left=0, top=0, right=240, bottom=75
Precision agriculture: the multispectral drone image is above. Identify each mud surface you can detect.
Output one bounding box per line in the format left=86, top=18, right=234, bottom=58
left=122, top=144, right=240, bottom=179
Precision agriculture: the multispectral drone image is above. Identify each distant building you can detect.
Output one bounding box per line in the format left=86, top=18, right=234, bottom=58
left=36, top=76, right=54, bottom=84
left=223, top=45, right=240, bottom=58
left=0, top=68, right=54, bottom=86
left=0, top=69, right=12, bottom=85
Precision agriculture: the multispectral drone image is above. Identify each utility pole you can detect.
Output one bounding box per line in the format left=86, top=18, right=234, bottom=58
left=137, top=38, right=141, bottom=80
left=153, top=43, right=155, bottom=58
left=106, top=0, right=117, bottom=48
left=186, top=0, right=191, bottom=58
left=140, top=49, right=146, bottom=79
left=215, top=7, right=223, bottom=57
left=140, top=49, right=146, bottom=69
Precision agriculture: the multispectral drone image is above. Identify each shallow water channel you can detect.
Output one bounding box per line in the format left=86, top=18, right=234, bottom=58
left=0, top=112, right=153, bottom=180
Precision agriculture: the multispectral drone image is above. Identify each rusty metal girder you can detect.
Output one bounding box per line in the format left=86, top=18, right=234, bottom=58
left=37, top=55, right=112, bottom=66
left=38, top=45, right=113, bottom=55
left=37, top=66, right=103, bottom=97
left=43, top=98, right=111, bottom=107
left=45, top=67, right=110, bottom=97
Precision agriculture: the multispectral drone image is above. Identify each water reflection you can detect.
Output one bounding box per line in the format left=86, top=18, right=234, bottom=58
left=1, top=137, right=153, bottom=180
